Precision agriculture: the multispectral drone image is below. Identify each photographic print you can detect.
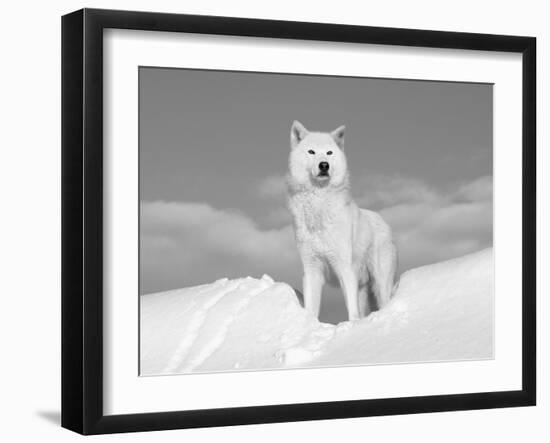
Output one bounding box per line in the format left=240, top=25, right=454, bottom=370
left=139, top=67, right=494, bottom=376
left=62, top=9, right=536, bottom=434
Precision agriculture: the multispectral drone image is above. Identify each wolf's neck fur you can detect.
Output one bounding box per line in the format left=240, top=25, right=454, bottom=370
left=287, top=173, right=351, bottom=200
left=287, top=173, right=354, bottom=232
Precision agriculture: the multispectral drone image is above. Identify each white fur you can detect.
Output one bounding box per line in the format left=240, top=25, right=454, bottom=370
left=287, top=120, right=397, bottom=321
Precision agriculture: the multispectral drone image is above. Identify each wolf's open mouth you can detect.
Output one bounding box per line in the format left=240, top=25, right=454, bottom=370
left=318, top=171, right=330, bottom=177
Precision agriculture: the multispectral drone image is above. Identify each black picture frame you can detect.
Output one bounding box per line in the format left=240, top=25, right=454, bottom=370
left=61, top=8, right=536, bottom=435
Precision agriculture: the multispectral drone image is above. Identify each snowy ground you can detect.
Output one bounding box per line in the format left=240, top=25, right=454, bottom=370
left=140, top=248, right=493, bottom=375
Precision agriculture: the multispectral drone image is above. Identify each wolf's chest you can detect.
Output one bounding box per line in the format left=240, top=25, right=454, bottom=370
left=301, top=205, right=336, bottom=233
left=290, top=196, right=345, bottom=236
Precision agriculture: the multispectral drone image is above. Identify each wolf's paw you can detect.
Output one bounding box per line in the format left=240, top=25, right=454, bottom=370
left=335, top=321, right=354, bottom=332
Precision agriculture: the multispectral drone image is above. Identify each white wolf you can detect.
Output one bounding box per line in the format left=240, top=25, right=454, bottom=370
left=287, top=120, right=397, bottom=321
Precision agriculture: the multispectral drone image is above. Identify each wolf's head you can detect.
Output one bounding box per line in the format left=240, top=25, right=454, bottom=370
left=287, top=120, right=349, bottom=190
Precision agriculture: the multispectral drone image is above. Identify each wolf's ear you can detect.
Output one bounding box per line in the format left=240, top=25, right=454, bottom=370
left=331, top=125, right=345, bottom=150
left=291, top=120, right=309, bottom=149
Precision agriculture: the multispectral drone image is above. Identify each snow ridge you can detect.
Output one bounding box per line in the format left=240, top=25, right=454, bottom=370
left=160, top=278, right=238, bottom=374
left=141, top=248, right=493, bottom=375
left=178, top=276, right=274, bottom=373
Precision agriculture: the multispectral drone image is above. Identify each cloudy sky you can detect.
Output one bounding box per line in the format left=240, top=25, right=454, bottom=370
left=139, top=67, right=492, bottom=323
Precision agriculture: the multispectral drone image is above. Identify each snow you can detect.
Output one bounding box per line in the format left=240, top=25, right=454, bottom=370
left=140, top=248, right=493, bottom=375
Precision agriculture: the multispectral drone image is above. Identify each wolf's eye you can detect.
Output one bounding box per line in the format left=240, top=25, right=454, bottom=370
left=308, top=150, right=315, bottom=155
left=326, top=151, right=333, bottom=155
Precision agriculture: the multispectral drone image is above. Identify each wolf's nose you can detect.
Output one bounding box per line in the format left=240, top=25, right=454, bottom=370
left=319, top=162, right=330, bottom=172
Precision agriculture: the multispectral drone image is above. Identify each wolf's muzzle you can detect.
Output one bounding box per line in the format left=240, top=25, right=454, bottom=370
left=318, top=162, right=330, bottom=174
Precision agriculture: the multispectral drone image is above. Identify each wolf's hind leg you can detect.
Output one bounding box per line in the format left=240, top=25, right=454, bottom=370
left=334, top=265, right=360, bottom=321
left=370, top=241, right=397, bottom=310
left=358, top=284, right=369, bottom=318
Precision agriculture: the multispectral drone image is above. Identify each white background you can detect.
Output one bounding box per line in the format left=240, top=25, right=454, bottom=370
left=0, top=0, right=546, bottom=441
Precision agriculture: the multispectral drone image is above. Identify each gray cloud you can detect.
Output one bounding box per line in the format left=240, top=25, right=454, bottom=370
left=140, top=201, right=300, bottom=294
left=375, top=175, right=493, bottom=271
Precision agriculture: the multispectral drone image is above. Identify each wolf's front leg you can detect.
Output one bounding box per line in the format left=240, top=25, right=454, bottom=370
left=335, top=266, right=360, bottom=321
left=302, top=266, right=324, bottom=319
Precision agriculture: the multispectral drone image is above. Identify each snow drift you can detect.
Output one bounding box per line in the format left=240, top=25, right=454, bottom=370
left=140, top=248, right=493, bottom=375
